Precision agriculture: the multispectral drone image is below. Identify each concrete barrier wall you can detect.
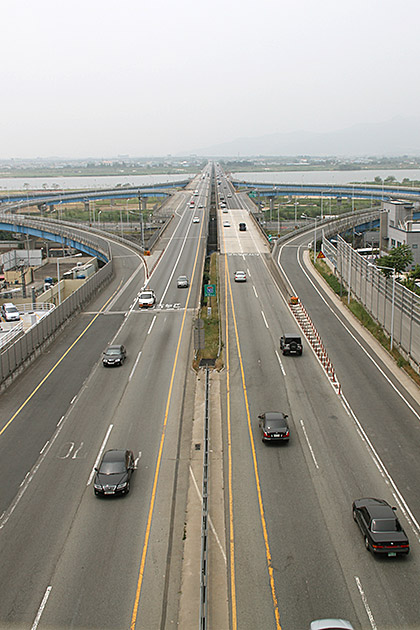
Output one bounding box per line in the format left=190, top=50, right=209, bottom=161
left=0, top=258, right=113, bottom=388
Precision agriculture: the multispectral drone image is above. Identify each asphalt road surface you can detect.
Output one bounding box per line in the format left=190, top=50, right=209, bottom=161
left=0, top=172, right=210, bottom=630
left=1, top=164, right=420, bottom=630
left=216, top=169, right=420, bottom=630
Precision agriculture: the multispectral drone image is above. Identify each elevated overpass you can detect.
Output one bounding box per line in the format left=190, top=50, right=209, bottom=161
left=0, top=214, right=111, bottom=262
left=0, top=180, right=190, bottom=212
left=233, top=180, right=420, bottom=202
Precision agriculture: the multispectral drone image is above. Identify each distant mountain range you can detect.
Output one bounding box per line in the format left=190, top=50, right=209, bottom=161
left=185, top=116, right=420, bottom=157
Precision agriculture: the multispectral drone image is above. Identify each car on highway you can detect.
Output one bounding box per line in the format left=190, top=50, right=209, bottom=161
left=223, top=221, right=230, bottom=227
left=1, top=302, right=20, bottom=322
left=177, top=275, right=189, bottom=288
left=94, top=449, right=135, bottom=496
left=234, top=270, right=247, bottom=282
left=280, top=333, right=303, bottom=356
left=310, top=620, right=354, bottom=630
left=138, top=290, right=156, bottom=308
left=258, top=412, right=290, bottom=443
left=102, top=344, right=126, bottom=367
left=198, top=204, right=204, bottom=208
left=352, top=497, right=409, bottom=555
left=239, top=222, right=247, bottom=231
left=192, top=216, right=200, bottom=223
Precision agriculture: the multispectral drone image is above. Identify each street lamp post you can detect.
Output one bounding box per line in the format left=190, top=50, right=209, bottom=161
left=374, top=264, right=396, bottom=351
left=347, top=246, right=352, bottom=305
left=57, top=256, right=61, bottom=306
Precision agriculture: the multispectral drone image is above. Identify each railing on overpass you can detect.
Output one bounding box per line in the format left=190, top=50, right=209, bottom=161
left=233, top=181, right=420, bottom=203
left=0, top=215, right=114, bottom=389
left=0, top=260, right=113, bottom=389
left=266, top=207, right=381, bottom=254
left=0, top=213, right=112, bottom=262
left=0, top=303, right=55, bottom=351
left=0, top=180, right=191, bottom=208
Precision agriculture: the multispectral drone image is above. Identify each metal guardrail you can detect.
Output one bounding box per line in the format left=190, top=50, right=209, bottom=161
left=199, top=367, right=210, bottom=629
left=324, top=236, right=420, bottom=372
left=0, top=213, right=113, bottom=262
left=0, top=322, right=24, bottom=350
left=16, top=302, right=55, bottom=314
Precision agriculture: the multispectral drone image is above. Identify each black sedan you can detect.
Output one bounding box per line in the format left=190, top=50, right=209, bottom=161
left=352, top=498, right=409, bottom=556
left=102, top=344, right=126, bottom=366
left=94, top=449, right=135, bottom=496
left=258, top=412, right=290, bottom=443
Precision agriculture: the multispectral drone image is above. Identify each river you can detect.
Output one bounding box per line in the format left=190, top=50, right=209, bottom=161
left=232, top=169, right=420, bottom=186
left=0, top=169, right=420, bottom=191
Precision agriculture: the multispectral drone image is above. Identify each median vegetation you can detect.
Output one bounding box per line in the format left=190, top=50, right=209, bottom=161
left=193, top=253, right=223, bottom=370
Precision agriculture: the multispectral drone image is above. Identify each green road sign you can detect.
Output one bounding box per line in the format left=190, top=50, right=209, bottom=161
left=204, top=284, right=216, bottom=297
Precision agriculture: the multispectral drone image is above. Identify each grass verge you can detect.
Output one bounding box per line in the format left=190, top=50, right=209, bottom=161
left=193, top=252, right=224, bottom=371
left=312, top=253, right=420, bottom=387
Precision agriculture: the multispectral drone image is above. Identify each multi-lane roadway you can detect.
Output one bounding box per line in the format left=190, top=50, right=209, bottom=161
left=0, top=163, right=420, bottom=630
left=216, top=166, right=420, bottom=630
left=0, top=170, right=211, bottom=629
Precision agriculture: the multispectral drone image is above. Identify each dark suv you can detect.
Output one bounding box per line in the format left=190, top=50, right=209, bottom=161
left=280, top=334, right=303, bottom=356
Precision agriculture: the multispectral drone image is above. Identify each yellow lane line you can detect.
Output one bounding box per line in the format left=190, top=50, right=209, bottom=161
left=130, top=216, right=204, bottom=629
left=225, top=257, right=238, bottom=629
left=0, top=283, right=123, bottom=438
left=223, top=250, right=282, bottom=628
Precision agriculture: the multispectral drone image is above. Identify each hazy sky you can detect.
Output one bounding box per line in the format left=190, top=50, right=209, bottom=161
left=1, top=0, right=419, bottom=158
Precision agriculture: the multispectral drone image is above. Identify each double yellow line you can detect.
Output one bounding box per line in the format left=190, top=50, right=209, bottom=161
left=224, top=251, right=282, bottom=630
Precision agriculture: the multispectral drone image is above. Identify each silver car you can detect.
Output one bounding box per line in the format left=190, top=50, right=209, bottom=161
left=234, top=271, right=247, bottom=282
left=1, top=302, right=20, bottom=322
left=310, top=620, right=354, bottom=630
left=177, top=275, right=189, bottom=288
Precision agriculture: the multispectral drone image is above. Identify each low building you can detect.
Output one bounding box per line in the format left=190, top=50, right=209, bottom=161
left=380, top=200, right=420, bottom=267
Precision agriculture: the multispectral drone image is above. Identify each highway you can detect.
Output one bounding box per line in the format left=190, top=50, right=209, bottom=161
left=0, top=162, right=420, bottom=630
left=216, top=164, right=420, bottom=630
left=0, top=171, right=210, bottom=629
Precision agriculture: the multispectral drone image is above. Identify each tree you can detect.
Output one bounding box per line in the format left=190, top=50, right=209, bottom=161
left=408, top=264, right=420, bottom=280
left=376, top=244, right=413, bottom=276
